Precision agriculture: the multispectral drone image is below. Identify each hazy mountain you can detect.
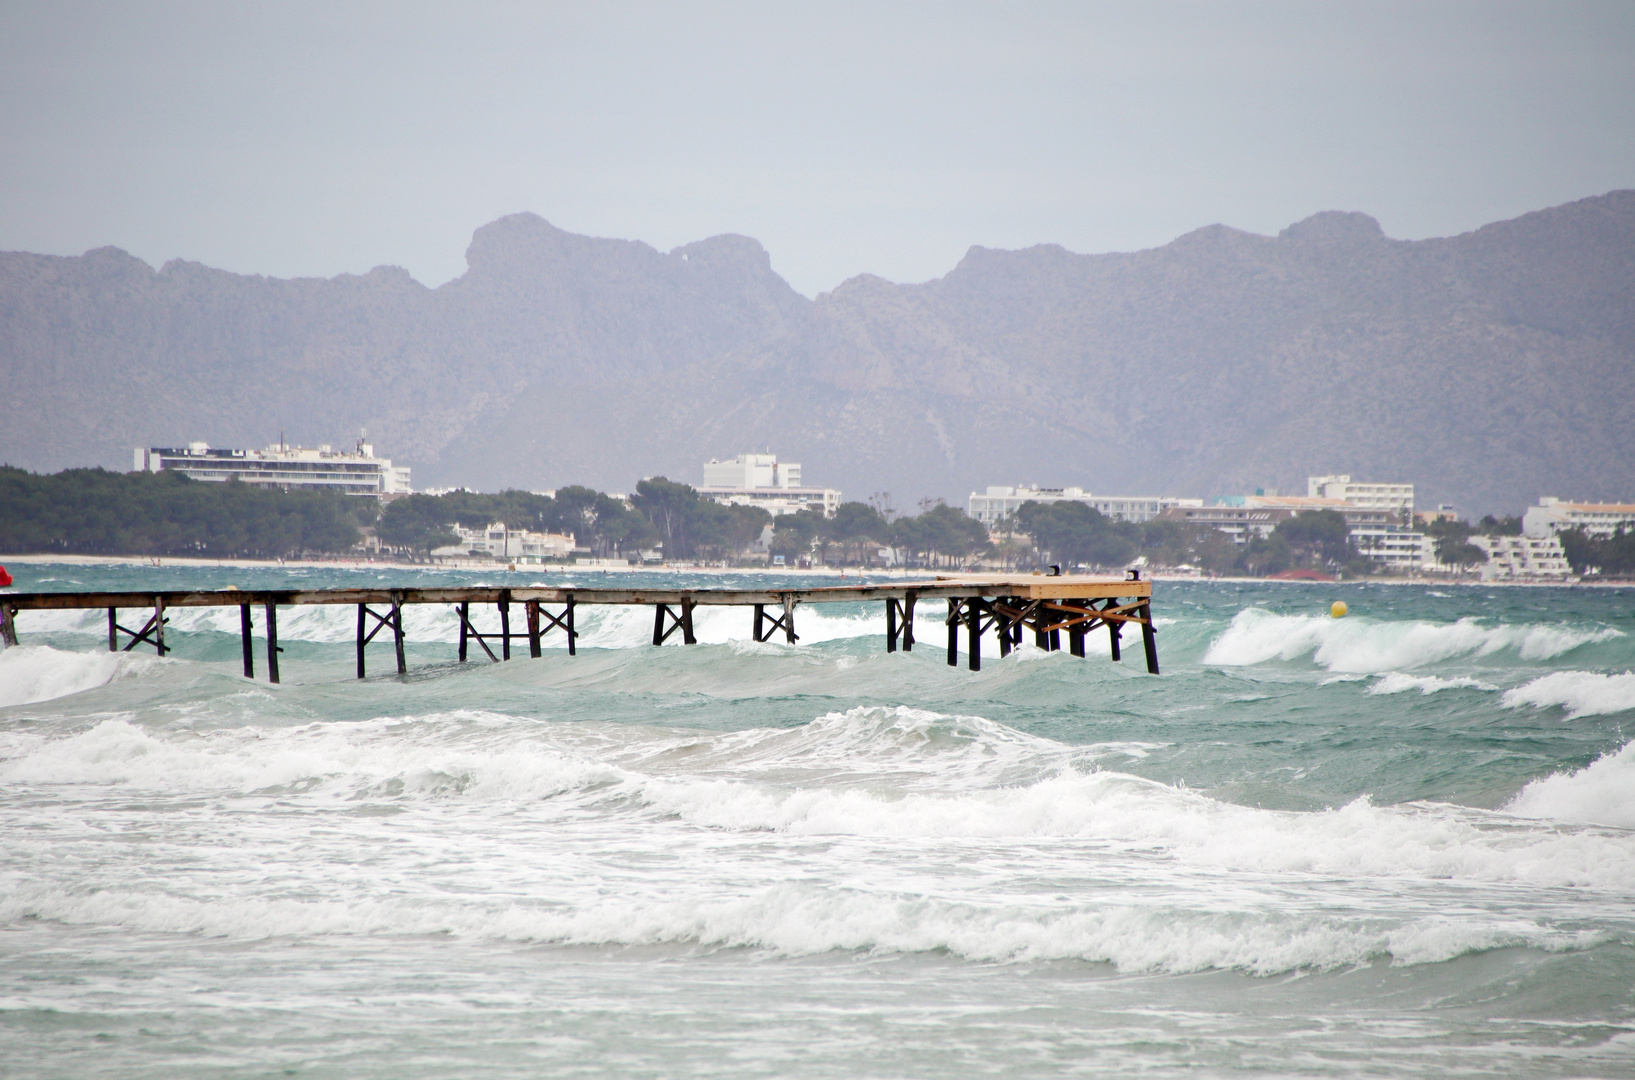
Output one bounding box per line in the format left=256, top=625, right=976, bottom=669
left=3, top=193, right=1632, bottom=515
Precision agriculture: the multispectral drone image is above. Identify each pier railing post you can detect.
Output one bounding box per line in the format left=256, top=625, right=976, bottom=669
left=264, top=601, right=281, bottom=684
left=241, top=604, right=255, bottom=678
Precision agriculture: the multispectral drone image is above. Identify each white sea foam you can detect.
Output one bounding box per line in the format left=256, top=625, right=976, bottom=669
left=1368, top=672, right=1497, bottom=696
left=0, top=644, right=163, bottom=707
left=1204, top=608, right=1620, bottom=673
left=1501, top=670, right=1635, bottom=719
left=0, top=875, right=1608, bottom=976
left=6, top=709, right=1632, bottom=892
left=1507, top=739, right=1635, bottom=829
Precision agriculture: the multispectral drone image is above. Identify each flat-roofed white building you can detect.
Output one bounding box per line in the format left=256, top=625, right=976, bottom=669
left=432, top=522, right=575, bottom=561
left=1473, top=535, right=1572, bottom=581
left=136, top=438, right=410, bottom=498
left=698, top=453, right=840, bottom=517
left=1523, top=497, right=1635, bottom=539
left=969, top=485, right=1203, bottom=527
left=1307, top=475, right=1414, bottom=517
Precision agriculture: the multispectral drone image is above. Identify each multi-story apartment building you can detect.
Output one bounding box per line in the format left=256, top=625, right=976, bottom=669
left=1472, top=535, right=1573, bottom=581
left=135, top=438, right=411, bottom=498
left=1522, top=497, right=1635, bottom=540
left=968, top=486, right=1202, bottom=527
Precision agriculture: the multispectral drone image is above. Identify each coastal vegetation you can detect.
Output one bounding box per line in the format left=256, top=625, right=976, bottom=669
left=0, top=466, right=366, bottom=557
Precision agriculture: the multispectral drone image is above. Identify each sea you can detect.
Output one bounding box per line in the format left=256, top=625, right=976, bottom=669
left=1, top=563, right=1633, bottom=1079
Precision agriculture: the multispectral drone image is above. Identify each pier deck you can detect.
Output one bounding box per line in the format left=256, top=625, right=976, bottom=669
left=0, top=574, right=1158, bottom=681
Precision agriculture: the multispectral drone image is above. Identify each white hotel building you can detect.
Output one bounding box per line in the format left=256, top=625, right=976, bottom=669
left=136, top=439, right=411, bottom=498
left=1523, top=497, right=1635, bottom=539
left=968, top=486, right=1203, bottom=527
left=698, top=453, right=841, bottom=517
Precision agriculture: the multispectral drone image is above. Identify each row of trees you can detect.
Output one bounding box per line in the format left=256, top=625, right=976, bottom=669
left=1558, top=527, right=1635, bottom=577
left=0, top=467, right=367, bottom=557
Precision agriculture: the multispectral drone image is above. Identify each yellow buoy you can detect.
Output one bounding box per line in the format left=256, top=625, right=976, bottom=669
left=1330, top=601, right=1348, bottom=618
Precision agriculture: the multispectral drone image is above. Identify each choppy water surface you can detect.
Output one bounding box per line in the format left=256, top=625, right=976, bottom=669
left=2, top=565, right=1633, bottom=1078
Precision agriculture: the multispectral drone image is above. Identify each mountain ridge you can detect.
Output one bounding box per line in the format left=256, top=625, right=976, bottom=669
left=3, top=191, right=1631, bottom=515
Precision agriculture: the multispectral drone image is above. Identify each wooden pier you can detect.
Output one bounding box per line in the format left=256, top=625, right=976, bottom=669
left=0, top=574, right=1158, bottom=681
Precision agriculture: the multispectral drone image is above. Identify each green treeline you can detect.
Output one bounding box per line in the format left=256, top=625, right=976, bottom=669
left=0, top=467, right=369, bottom=557
left=1558, top=527, right=1635, bottom=577
left=1010, top=502, right=1370, bottom=576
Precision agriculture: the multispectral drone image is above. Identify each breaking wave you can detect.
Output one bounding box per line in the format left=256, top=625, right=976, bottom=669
left=1203, top=608, right=1620, bottom=673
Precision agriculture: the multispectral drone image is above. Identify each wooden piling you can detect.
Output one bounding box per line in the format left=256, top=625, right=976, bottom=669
left=966, top=597, right=982, bottom=672
left=264, top=602, right=280, bottom=684
left=241, top=604, right=255, bottom=678
left=1140, top=603, right=1159, bottom=675
left=0, top=603, right=17, bottom=648
left=498, top=593, right=511, bottom=661
left=458, top=600, right=469, bottom=662
left=392, top=600, right=406, bottom=675
left=947, top=599, right=959, bottom=667
left=107, top=607, right=117, bottom=652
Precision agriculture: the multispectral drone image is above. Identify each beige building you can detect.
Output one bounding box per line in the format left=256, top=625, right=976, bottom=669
left=1306, top=475, right=1414, bottom=518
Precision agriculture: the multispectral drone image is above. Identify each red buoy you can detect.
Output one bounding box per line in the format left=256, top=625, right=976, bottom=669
left=0, top=566, right=11, bottom=588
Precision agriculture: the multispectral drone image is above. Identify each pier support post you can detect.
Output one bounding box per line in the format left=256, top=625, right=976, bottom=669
left=754, top=603, right=766, bottom=643
left=885, top=599, right=896, bottom=653
left=264, top=602, right=281, bottom=684
left=886, top=593, right=917, bottom=653
left=946, top=600, right=959, bottom=666
left=108, top=608, right=117, bottom=652
left=653, top=600, right=697, bottom=646
left=498, top=593, right=511, bottom=661
left=392, top=600, right=406, bottom=675
left=527, top=600, right=541, bottom=658
left=1108, top=607, right=1122, bottom=662
left=782, top=597, right=797, bottom=644
left=1068, top=603, right=1085, bottom=658
left=356, top=604, right=367, bottom=678
left=458, top=601, right=469, bottom=662
left=153, top=599, right=167, bottom=656
left=966, top=597, right=982, bottom=672
left=1139, top=603, right=1159, bottom=675
left=0, top=603, right=17, bottom=647
left=241, top=604, right=255, bottom=678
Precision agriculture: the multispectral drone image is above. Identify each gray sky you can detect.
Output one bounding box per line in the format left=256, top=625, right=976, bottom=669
left=2, top=0, right=1632, bottom=297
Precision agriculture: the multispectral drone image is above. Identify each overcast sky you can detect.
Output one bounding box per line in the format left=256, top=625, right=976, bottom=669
left=2, top=1, right=1632, bottom=296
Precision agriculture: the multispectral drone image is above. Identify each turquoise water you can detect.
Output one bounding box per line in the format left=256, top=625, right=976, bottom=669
left=2, top=564, right=1633, bottom=1077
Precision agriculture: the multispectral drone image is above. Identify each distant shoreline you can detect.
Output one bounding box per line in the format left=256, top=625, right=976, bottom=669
left=0, top=552, right=1626, bottom=587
